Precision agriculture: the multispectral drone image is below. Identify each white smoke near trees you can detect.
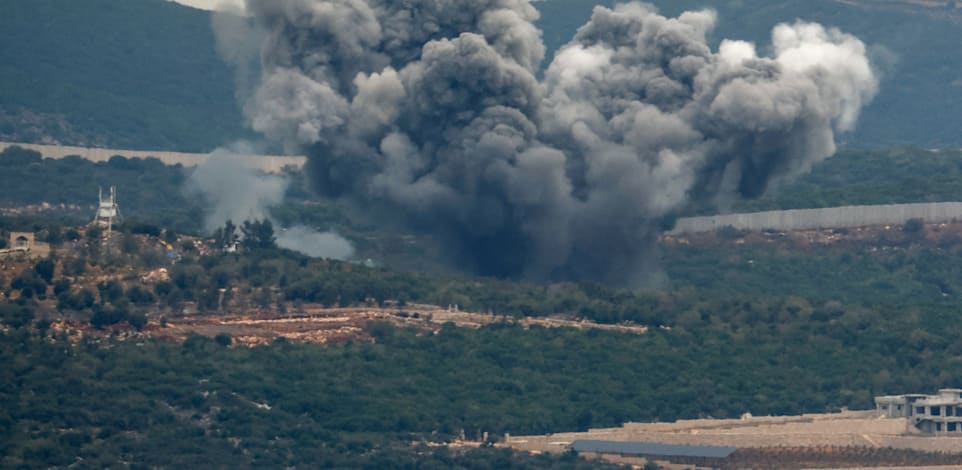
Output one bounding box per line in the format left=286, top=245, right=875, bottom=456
left=187, top=145, right=287, bottom=233
left=275, top=226, right=355, bottom=260
left=221, top=0, right=878, bottom=284
left=186, top=143, right=354, bottom=260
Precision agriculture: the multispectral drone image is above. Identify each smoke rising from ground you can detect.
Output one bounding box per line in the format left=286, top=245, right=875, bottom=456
left=275, top=226, right=355, bottom=260
left=228, top=0, right=878, bottom=284
left=186, top=144, right=354, bottom=260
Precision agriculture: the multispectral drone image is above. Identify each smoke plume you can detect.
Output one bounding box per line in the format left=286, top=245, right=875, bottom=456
left=231, top=0, right=878, bottom=284
left=186, top=143, right=354, bottom=260
left=212, top=7, right=264, bottom=103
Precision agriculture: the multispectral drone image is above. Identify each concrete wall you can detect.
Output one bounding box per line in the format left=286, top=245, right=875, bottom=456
left=672, top=202, right=962, bottom=234
left=0, top=141, right=306, bottom=174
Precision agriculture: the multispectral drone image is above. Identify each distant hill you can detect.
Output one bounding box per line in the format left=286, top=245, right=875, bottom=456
left=535, top=0, right=962, bottom=148
left=1, top=0, right=961, bottom=151
left=0, top=0, right=249, bottom=152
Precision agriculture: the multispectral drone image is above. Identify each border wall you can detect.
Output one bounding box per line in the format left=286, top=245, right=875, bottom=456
left=0, top=141, right=306, bottom=174
left=671, top=202, right=962, bottom=234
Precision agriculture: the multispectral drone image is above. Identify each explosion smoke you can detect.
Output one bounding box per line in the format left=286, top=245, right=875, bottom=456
left=187, top=143, right=354, bottom=260
left=231, top=0, right=878, bottom=284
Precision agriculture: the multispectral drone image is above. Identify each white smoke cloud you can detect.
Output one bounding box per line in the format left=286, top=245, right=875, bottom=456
left=187, top=144, right=287, bottom=233
left=186, top=143, right=354, bottom=260
left=276, top=226, right=355, bottom=260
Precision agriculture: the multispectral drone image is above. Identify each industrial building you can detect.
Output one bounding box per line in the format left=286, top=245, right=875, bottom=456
left=876, top=389, right=962, bottom=434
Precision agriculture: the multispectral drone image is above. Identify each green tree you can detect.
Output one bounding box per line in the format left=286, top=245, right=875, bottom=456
left=241, top=219, right=276, bottom=251
left=120, top=233, right=140, bottom=254
left=127, top=311, right=147, bottom=331
left=90, top=304, right=130, bottom=329
left=33, top=259, right=55, bottom=284
left=53, top=279, right=71, bottom=296
left=903, top=218, right=924, bottom=234
left=214, top=332, right=232, bottom=347
left=97, top=280, right=125, bottom=304
left=214, top=220, right=239, bottom=251
left=126, top=286, right=155, bottom=305
left=0, top=302, right=33, bottom=328
left=12, top=273, right=47, bottom=299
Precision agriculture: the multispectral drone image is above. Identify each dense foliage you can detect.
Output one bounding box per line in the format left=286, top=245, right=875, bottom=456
left=3, top=327, right=627, bottom=468
left=724, top=148, right=962, bottom=214
left=0, top=146, right=202, bottom=231
left=5, top=2, right=962, bottom=466
left=0, top=0, right=251, bottom=151
left=4, top=289, right=962, bottom=467
left=6, top=200, right=962, bottom=467
left=665, top=238, right=962, bottom=306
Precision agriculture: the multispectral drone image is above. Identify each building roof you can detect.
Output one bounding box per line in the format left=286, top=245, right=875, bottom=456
left=570, top=440, right=737, bottom=459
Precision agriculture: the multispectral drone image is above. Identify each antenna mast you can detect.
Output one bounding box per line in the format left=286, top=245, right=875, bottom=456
left=92, top=186, right=121, bottom=238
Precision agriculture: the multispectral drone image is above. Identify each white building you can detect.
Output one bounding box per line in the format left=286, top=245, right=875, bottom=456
left=876, top=389, right=962, bottom=434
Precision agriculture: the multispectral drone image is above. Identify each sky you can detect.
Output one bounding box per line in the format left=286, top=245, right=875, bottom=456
left=166, top=0, right=245, bottom=11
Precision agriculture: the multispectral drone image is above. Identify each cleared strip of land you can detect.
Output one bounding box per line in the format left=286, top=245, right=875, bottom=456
left=0, top=141, right=306, bottom=173
left=48, top=303, right=648, bottom=347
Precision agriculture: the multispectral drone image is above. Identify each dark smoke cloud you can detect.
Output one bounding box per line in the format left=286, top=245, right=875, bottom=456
left=233, top=0, right=878, bottom=284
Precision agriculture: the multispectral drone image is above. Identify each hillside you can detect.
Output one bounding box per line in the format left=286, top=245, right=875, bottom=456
left=8, top=189, right=962, bottom=466
left=6, top=145, right=962, bottom=466
left=677, top=147, right=962, bottom=216
left=0, top=0, right=249, bottom=152
left=1, top=0, right=962, bottom=150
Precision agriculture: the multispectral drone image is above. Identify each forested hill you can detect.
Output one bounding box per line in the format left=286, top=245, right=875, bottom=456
left=2, top=0, right=962, bottom=151
left=536, top=0, right=962, bottom=149
left=0, top=0, right=249, bottom=152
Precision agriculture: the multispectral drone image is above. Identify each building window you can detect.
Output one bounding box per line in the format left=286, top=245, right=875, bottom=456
left=950, top=422, right=957, bottom=432
left=932, top=407, right=942, bottom=416
left=937, top=423, right=943, bottom=432
left=917, top=407, right=925, bottom=415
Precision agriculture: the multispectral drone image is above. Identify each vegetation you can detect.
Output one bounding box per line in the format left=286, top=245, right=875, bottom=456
left=664, top=240, right=962, bottom=306
left=5, top=1, right=962, bottom=466
left=0, top=0, right=252, bottom=151
left=0, top=146, right=203, bottom=232
left=685, top=147, right=962, bottom=215
left=2, top=0, right=962, bottom=152
left=4, top=282, right=962, bottom=467
left=2, top=315, right=652, bottom=467
left=3, top=176, right=962, bottom=466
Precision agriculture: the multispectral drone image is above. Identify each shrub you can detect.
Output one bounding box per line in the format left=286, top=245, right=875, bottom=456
left=214, top=333, right=232, bottom=347
left=903, top=218, right=924, bottom=233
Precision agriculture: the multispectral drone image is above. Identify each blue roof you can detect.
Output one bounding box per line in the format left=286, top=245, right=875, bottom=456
left=570, top=440, right=736, bottom=459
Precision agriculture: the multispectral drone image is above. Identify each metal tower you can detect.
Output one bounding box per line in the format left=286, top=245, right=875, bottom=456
left=92, top=186, right=121, bottom=237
